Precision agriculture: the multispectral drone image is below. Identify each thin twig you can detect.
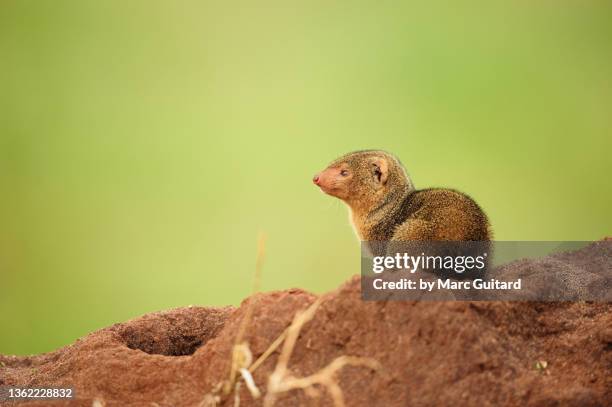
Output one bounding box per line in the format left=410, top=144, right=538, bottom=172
left=249, top=328, right=288, bottom=373
left=223, top=233, right=266, bottom=396
left=264, top=298, right=380, bottom=407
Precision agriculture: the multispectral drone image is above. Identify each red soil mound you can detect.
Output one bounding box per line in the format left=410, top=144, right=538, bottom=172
left=1, top=244, right=611, bottom=407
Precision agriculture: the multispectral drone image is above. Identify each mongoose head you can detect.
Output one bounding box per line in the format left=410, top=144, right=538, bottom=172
left=313, top=150, right=413, bottom=214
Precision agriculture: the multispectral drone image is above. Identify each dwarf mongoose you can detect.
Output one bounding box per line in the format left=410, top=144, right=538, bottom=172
left=313, top=150, right=491, bottom=242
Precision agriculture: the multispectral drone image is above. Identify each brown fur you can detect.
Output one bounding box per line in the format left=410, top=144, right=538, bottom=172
left=313, top=150, right=491, bottom=241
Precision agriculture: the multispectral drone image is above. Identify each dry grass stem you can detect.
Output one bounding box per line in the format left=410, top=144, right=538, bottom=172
left=262, top=298, right=379, bottom=407
left=205, top=234, right=379, bottom=407
left=224, top=233, right=266, bottom=394
left=249, top=328, right=288, bottom=373
left=240, top=368, right=261, bottom=398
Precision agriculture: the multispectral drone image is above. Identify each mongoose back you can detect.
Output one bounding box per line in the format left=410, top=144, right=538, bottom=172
left=313, top=150, right=491, bottom=242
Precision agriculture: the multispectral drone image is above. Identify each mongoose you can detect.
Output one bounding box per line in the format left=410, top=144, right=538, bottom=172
left=313, top=150, right=491, bottom=242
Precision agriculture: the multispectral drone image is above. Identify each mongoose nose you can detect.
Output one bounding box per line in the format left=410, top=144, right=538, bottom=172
left=313, top=175, right=320, bottom=185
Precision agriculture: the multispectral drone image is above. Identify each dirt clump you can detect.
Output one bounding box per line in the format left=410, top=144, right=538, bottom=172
left=1, top=243, right=611, bottom=406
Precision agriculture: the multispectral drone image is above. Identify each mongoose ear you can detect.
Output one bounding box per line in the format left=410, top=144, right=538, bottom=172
left=372, top=158, right=389, bottom=185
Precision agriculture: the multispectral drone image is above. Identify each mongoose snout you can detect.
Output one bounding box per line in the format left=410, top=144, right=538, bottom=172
left=312, top=165, right=355, bottom=199
left=314, top=150, right=491, bottom=242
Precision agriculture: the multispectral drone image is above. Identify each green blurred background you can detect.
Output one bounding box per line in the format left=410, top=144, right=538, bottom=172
left=1, top=1, right=610, bottom=354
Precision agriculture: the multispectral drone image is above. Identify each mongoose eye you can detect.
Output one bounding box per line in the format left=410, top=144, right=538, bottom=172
left=340, top=170, right=349, bottom=177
